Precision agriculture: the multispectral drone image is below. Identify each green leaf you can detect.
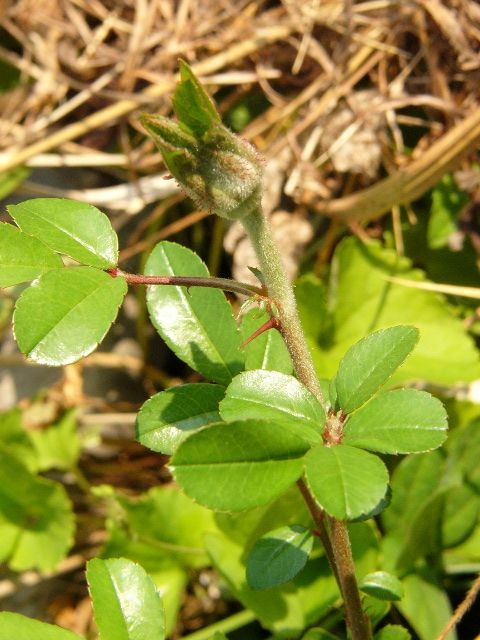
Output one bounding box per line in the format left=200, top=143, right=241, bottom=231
left=302, top=630, right=341, bottom=640
left=8, top=198, right=119, bottom=268
left=374, top=625, right=411, bottom=640
left=381, top=451, right=451, bottom=570
left=145, top=241, right=244, bottom=385
left=220, top=370, right=324, bottom=446
left=205, top=530, right=339, bottom=636
left=427, top=174, right=467, bottom=249
left=240, top=308, right=293, bottom=374
left=334, top=326, right=418, bottom=413
left=0, top=612, right=84, bottom=640
left=246, top=525, right=314, bottom=590
left=172, top=60, right=221, bottom=137
left=441, top=485, right=480, bottom=548
left=87, top=558, right=165, bottom=640
left=171, top=420, right=310, bottom=511
left=381, top=450, right=445, bottom=533
left=0, top=223, right=64, bottom=287
left=0, top=408, right=37, bottom=471
left=13, top=267, right=127, bottom=365
left=304, top=238, right=480, bottom=385
left=304, top=444, right=389, bottom=520
left=359, top=571, right=404, bottom=601
left=28, top=410, right=80, bottom=471
left=395, top=569, right=455, bottom=640
left=0, top=448, right=74, bottom=571
left=343, top=389, right=448, bottom=454
left=101, top=485, right=217, bottom=571
left=136, top=383, right=224, bottom=455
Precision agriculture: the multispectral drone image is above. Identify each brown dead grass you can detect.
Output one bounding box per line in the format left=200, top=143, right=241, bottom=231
left=1, top=0, right=480, bottom=222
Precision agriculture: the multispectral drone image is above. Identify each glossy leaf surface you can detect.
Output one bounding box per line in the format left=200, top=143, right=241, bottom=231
left=87, top=558, right=165, bottom=640
left=171, top=420, right=310, bottom=511
left=220, top=370, right=324, bottom=445
left=246, top=525, right=313, bottom=590
left=335, top=326, right=418, bottom=413
left=136, top=383, right=224, bottom=455
left=359, top=571, right=404, bottom=601
left=0, top=613, right=83, bottom=640
left=13, top=267, right=127, bottom=365
left=304, top=445, right=389, bottom=520
left=0, top=222, right=63, bottom=287
left=145, top=242, right=244, bottom=385
left=343, top=389, right=448, bottom=454
left=8, top=198, right=118, bottom=268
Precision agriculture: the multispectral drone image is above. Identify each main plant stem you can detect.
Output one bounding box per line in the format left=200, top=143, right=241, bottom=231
left=242, top=209, right=371, bottom=640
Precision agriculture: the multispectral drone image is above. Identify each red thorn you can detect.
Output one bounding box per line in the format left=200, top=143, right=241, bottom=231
left=107, top=268, right=119, bottom=278
left=240, top=316, right=281, bottom=349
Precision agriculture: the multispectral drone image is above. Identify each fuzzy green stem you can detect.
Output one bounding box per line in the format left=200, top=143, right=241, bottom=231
left=241, top=208, right=371, bottom=640
left=241, top=210, right=326, bottom=408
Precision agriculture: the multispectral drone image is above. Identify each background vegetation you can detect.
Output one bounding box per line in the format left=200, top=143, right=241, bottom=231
left=0, top=1, right=480, bottom=638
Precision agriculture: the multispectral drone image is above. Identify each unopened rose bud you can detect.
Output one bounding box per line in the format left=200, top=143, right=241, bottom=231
left=141, top=62, right=263, bottom=221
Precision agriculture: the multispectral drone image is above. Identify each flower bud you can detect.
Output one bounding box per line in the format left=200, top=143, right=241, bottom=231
left=141, top=62, right=263, bottom=221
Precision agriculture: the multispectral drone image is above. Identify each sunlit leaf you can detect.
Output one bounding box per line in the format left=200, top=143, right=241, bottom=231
left=145, top=241, right=244, bottom=385
left=334, top=326, right=418, bottom=413
left=8, top=198, right=118, bottom=268
left=0, top=222, right=63, bottom=287
left=304, top=445, right=389, bottom=520
left=13, top=267, right=127, bottom=365
left=171, top=420, right=310, bottom=511
left=136, top=383, right=224, bottom=455
left=87, top=558, right=165, bottom=640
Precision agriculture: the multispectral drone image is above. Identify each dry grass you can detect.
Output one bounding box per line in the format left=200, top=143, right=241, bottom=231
left=1, top=0, right=480, bottom=222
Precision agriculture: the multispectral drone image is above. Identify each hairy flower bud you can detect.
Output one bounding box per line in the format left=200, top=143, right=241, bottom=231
left=141, top=62, right=263, bottom=221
